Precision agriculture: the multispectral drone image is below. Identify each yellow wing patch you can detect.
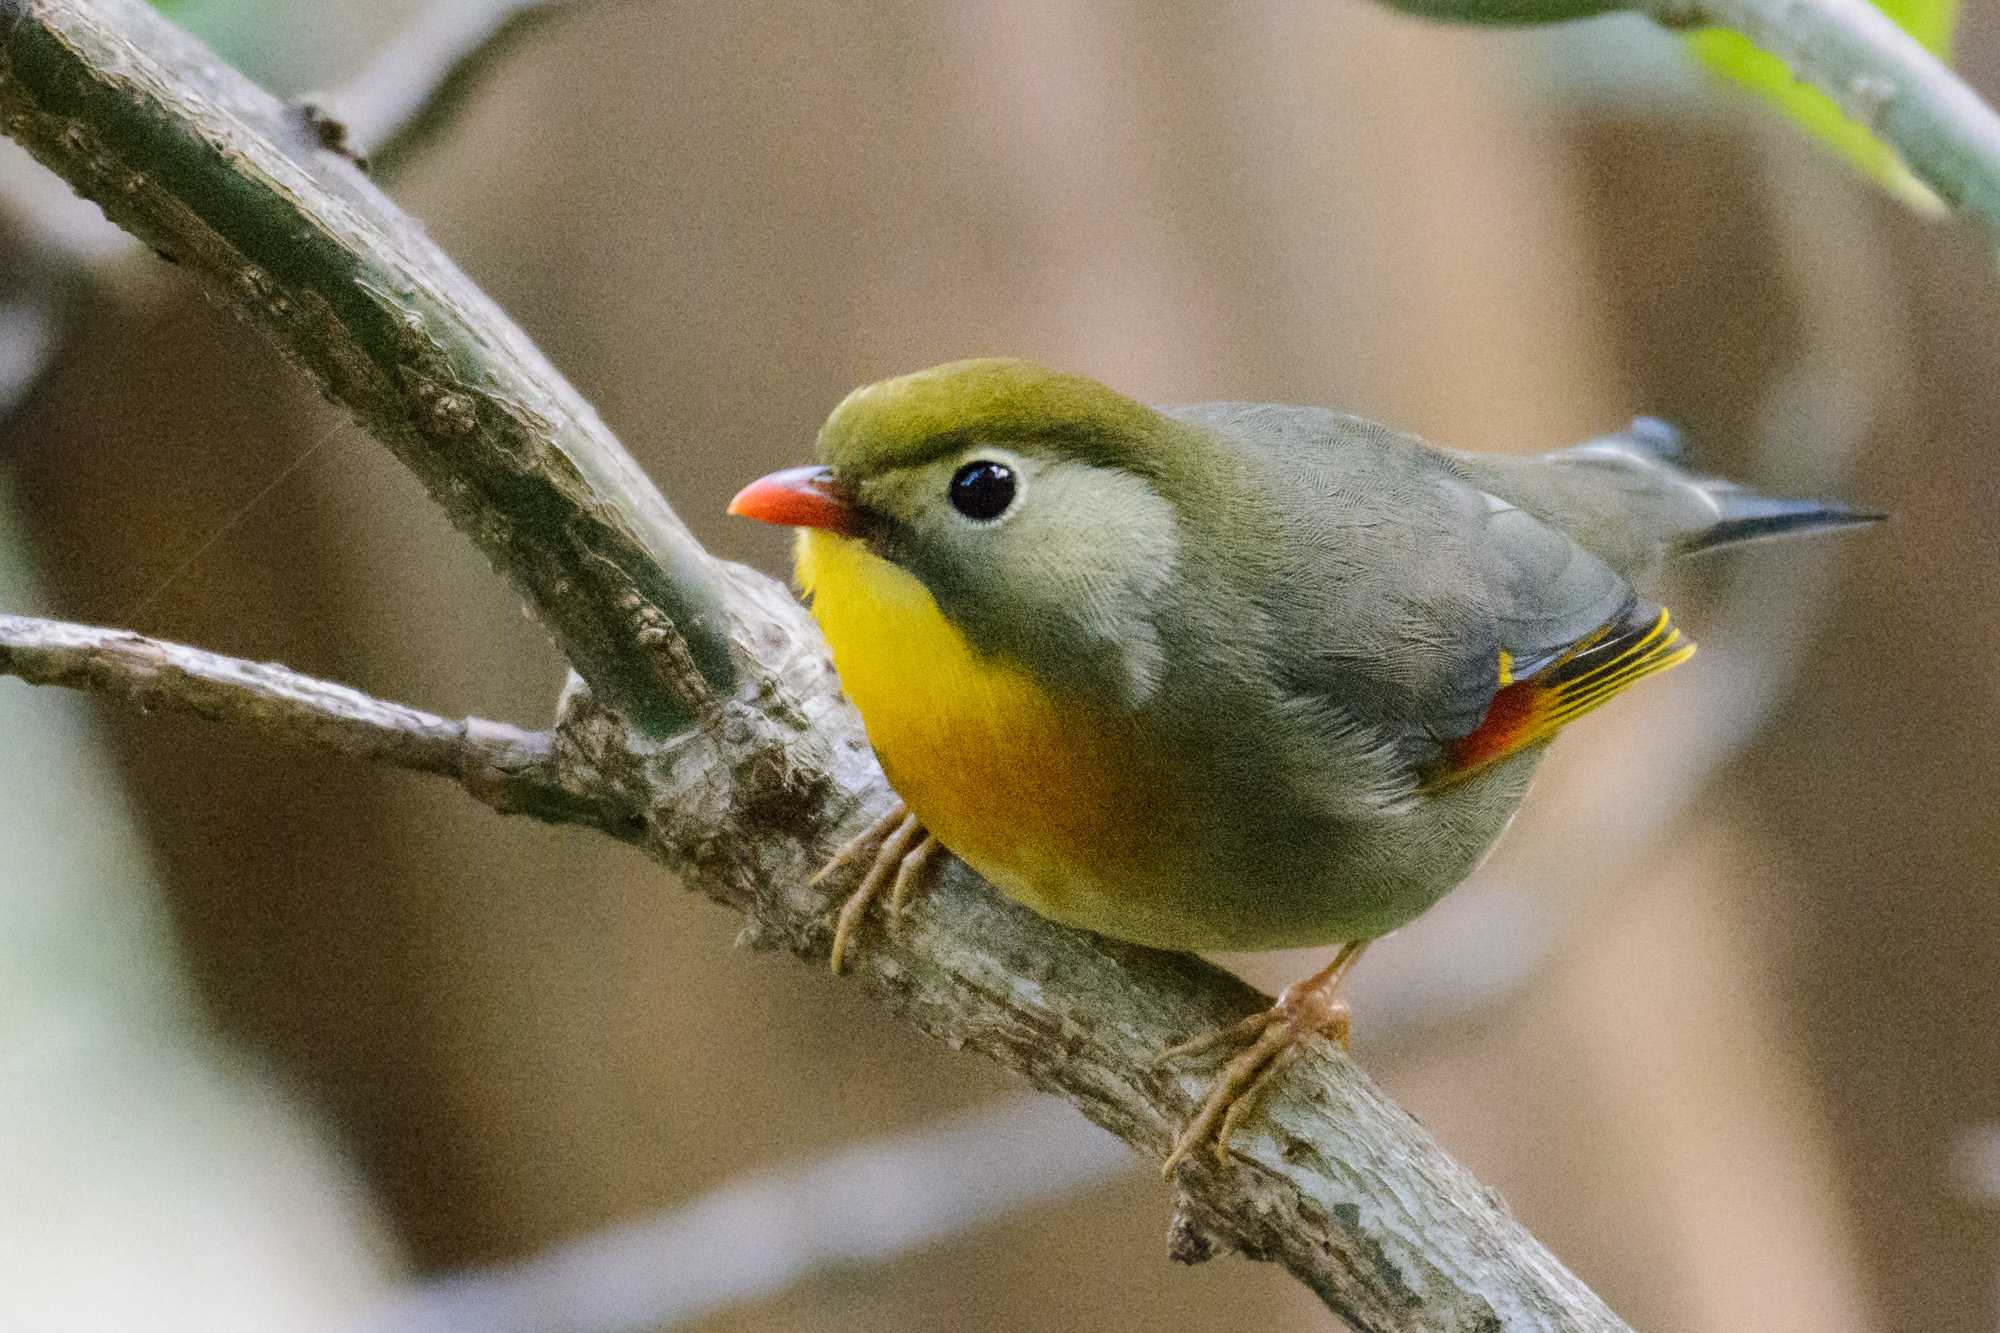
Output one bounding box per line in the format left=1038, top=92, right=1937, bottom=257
left=1432, top=604, right=1696, bottom=785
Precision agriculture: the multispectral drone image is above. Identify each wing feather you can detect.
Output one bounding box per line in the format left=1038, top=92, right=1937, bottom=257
left=1423, top=596, right=1695, bottom=786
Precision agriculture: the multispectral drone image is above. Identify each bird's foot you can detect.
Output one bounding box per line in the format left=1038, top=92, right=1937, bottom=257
left=1156, top=940, right=1369, bottom=1176
left=811, top=801, right=944, bottom=974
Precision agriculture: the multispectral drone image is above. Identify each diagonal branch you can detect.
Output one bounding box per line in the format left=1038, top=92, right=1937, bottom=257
left=1638, top=0, right=2000, bottom=233
left=0, top=0, right=733, bottom=738
left=0, top=613, right=644, bottom=839
left=567, top=571, right=1636, bottom=1331
left=0, top=2, right=1634, bottom=1328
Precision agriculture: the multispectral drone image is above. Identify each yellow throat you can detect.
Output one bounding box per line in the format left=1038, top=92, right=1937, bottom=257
left=795, top=528, right=1160, bottom=927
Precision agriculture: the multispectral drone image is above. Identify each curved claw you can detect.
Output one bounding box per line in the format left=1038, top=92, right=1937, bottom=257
left=1214, top=1037, right=1310, bottom=1152
left=828, top=812, right=919, bottom=974
left=817, top=803, right=946, bottom=974
left=812, top=805, right=910, bottom=890
left=1159, top=940, right=1368, bottom=1177
left=888, top=835, right=943, bottom=915
left=1156, top=1008, right=1274, bottom=1066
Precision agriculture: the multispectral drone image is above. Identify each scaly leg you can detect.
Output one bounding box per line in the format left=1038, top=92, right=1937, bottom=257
left=812, top=802, right=944, bottom=974
left=1157, top=939, right=1370, bottom=1175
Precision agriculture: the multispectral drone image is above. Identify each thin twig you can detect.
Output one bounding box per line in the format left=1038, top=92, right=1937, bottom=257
left=317, top=0, right=589, bottom=174
left=0, top=613, right=644, bottom=840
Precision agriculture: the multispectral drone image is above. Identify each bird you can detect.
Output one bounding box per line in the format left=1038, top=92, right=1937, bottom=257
left=727, top=357, right=1879, bottom=1172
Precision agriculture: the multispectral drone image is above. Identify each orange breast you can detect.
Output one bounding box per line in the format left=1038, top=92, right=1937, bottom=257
left=796, top=530, right=1163, bottom=925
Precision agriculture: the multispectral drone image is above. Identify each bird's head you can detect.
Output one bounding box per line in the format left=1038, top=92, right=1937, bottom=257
left=730, top=359, right=1191, bottom=705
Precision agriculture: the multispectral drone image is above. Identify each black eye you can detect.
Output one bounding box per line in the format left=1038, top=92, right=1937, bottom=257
left=948, top=460, right=1018, bottom=522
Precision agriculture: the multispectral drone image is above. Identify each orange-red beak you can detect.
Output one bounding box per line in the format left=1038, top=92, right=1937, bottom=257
left=727, top=465, right=862, bottom=535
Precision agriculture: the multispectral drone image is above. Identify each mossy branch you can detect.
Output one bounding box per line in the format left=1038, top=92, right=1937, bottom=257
left=0, top=1, right=1636, bottom=1328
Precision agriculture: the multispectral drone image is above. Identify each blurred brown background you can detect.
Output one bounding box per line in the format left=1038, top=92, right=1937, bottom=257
left=1, top=1, right=1996, bottom=1329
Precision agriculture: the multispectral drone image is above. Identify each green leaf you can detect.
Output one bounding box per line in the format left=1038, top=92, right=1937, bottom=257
left=1687, top=0, right=1958, bottom=212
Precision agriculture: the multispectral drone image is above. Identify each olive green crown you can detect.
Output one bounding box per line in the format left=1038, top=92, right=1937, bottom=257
left=817, top=358, right=1169, bottom=476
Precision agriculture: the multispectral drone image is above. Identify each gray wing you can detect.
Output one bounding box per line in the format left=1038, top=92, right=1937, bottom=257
left=1171, top=403, right=1646, bottom=782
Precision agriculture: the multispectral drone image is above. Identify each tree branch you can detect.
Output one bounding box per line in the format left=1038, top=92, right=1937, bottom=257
left=1375, top=0, right=2000, bottom=237
left=558, top=580, right=1633, bottom=1331
left=1639, top=0, right=2000, bottom=232
left=0, top=2, right=1635, bottom=1327
left=0, top=613, right=643, bottom=839
left=0, top=0, right=733, bottom=737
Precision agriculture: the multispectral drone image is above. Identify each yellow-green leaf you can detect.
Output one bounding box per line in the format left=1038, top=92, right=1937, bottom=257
left=1687, top=0, right=1958, bottom=213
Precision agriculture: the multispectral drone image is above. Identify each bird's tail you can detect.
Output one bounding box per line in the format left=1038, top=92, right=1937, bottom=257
left=1673, top=484, right=1886, bottom=556
left=1449, top=419, right=1885, bottom=580
left=1542, top=418, right=1884, bottom=563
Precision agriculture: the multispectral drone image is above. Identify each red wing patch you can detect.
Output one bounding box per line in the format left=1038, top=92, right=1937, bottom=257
left=1427, top=603, right=1696, bottom=787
